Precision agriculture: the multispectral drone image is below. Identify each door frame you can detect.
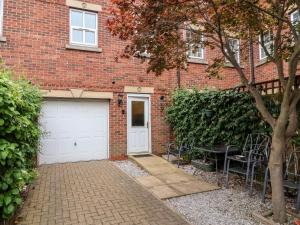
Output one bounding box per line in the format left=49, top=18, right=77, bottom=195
left=126, top=93, right=152, bottom=155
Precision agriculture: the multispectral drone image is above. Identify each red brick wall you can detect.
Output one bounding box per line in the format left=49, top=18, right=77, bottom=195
left=252, top=42, right=285, bottom=83
left=0, top=0, right=265, bottom=158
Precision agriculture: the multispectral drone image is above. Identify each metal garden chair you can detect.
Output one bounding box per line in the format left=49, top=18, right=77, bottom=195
left=167, top=140, right=194, bottom=168
left=224, top=133, right=270, bottom=191
left=262, top=147, right=300, bottom=212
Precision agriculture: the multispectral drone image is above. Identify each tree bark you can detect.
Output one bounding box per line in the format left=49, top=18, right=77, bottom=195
left=269, top=126, right=287, bottom=223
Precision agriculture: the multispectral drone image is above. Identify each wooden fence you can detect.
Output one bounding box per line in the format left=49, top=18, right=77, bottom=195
left=232, top=76, right=300, bottom=95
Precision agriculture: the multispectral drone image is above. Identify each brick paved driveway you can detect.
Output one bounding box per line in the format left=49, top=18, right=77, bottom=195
left=18, top=161, right=189, bottom=225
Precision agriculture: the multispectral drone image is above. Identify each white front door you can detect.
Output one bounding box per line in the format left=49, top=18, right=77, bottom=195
left=127, top=96, right=150, bottom=154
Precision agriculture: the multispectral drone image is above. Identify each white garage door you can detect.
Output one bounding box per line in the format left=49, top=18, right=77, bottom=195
left=39, top=100, right=109, bottom=165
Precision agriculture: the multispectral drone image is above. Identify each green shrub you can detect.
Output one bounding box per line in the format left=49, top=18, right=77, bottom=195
left=166, top=89, right=278, bottom=148
left=0, top=67, right=41, bottom=219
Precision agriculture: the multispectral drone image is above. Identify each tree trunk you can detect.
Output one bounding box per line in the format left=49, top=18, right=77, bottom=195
left=269, top=129, right=286, bottom=223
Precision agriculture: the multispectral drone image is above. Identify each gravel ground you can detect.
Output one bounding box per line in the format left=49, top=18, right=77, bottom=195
left=165, top=189, right=266, bottom=225
left=114, top=159, right=295, bottom=225
left=113, top=160, right=149, bottom=177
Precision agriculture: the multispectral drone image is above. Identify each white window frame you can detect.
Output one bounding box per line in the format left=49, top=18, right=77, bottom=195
left=186, top=29, right=205, bottom=60
left=259, top=31, right=273, bottom=61
left=0, top=0, right=4, bottom=37
left=291, top=10, right=299, bottom=35
left=69, top=9, right=98, bottom=47
left=225, top=38, right=240, bottom=64
left=291, top=10, right=299, bottom=25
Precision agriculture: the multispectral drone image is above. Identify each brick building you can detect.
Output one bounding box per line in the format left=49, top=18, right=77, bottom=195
left=0, top=0, right=296, bottom=164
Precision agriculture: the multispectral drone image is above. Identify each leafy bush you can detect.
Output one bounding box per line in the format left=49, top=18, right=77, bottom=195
left=0, top=67, right=41, bottom=219
left=166, top=89, right=278, bottom=148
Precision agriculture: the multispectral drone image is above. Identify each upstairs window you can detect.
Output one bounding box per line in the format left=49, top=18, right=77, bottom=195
left=225, top=38, right=240, bottom=64
left=291, top=10, right=299, bottom=33
left=259, top=31, right=273, bottom=60
left=0, top=0, right=3, bottom=36
left=70, top=9, right=98, bottom=47
left=186, top=29, right=204, bottom=59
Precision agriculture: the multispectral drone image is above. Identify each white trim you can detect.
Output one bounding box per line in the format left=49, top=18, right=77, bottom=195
left=69, top=8, right=98, bottom=47
left=258, top=35, right=266, bottom=60
left=107, top=100, right=110, bottom=159
left=0, top=0, right=4, bottom=37
left=126, top=93, right=152, bottom=155
left=291, top=10, right=299, bottom=25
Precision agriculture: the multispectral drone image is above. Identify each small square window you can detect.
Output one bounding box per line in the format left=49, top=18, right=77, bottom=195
left=70, top=9, right=98, bottom=47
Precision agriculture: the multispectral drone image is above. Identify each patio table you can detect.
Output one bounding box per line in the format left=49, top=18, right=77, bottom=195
left=193, top=145, right=240, bottom=173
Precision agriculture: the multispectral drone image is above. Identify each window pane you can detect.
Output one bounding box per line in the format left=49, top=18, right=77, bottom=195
left=186, top=30, right=192, bottom=41
left=260, top=32, right=273, bottom=59
left=85, top=31, right=95, bottom=44
left=72, top=29, right=83, bottom=43
left=260, top=47, right=267, bottom=59
left=71, top=10, right=83, bottom=27
left=228, top=39, right=239, bottom=62
left=292, top=11, right=299, bottom=25
left=85, top=13, right=96, bottom=29
left=263, top=32, right=272, bottom=43
left=132, top=101, right=145, bottom=127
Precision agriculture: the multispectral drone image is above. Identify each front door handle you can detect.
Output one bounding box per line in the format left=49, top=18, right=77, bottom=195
left=74, top=142, right=77, bottom=146
left=147, top=121, right=149, bottom=128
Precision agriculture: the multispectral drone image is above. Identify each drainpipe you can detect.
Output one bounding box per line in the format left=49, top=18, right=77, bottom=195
left=176, top=67, right=181, bottom=88
left=176, top=22, right=181, bottom=88
left=248, top=30, right=255, bottom=85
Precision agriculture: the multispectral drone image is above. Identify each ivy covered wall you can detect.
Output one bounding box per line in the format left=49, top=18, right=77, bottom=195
left=166, top=89, right=279, bottom=147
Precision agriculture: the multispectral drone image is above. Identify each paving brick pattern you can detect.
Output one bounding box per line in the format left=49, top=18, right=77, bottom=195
left=17, top=161, right=189, bottom=225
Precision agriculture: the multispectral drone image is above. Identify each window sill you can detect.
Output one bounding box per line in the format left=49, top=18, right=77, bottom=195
left=256, top=58, right=270, bottom=67
left=223, top=62, right=244, bottom=69
left=65, top=44, right=102, bottom=53
left=0, top=36, right=7, bottom=42
left=187, top=58, right=208, bottom=65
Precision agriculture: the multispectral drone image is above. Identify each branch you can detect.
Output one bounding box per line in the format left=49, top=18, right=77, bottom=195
left=244, top=0, right=290, bottom=23
left=208, top=2, right=276, bottom=128
left=286, top=90, right=300, bottom=137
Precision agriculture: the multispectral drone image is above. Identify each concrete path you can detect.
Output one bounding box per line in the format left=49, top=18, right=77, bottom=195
left=17, top=161, right=189, bottom=225
left=130, top=155, right=219, bottom=199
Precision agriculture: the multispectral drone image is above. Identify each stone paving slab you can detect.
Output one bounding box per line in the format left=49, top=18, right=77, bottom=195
left=147, top=185, right=179, bottom=200
left=17, top=161, right=190, bottom=225
left=131, top=155, right=219, bottom=199
left=135, top=176, right=164, bottom=188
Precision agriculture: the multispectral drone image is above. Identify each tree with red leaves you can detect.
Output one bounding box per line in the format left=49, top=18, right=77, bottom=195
left=108, top=1, right=300, bottom=223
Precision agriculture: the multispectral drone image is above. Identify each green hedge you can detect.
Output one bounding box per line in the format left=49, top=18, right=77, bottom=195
left=166, top=89, right=278, bottom=148
left=0, top=67, right=42, bottom=219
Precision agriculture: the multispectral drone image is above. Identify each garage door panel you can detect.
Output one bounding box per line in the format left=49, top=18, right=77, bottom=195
left=39, top=100, right=109, bottom=165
